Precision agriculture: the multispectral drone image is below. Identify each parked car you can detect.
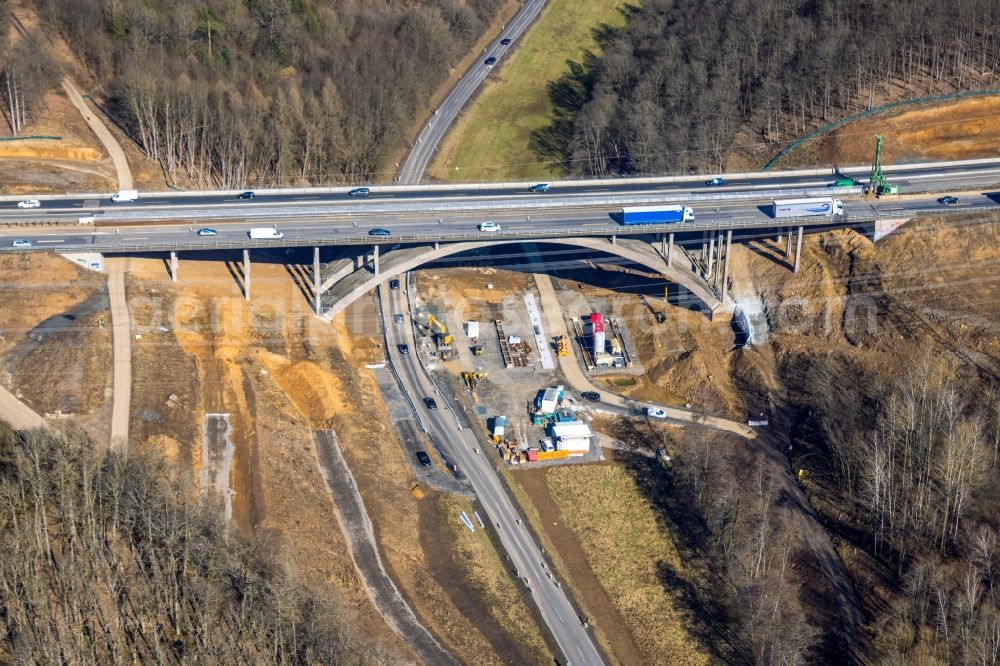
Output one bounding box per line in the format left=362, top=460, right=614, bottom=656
left=397, top=343, right=409, bottom=354
left=528, top=183, right=550, bottom=193
left=16, top=199, right=40, bottom=209
left=938, top=195, right=959, bottom=206
left=581, top=391, right=600, bottom=402
left=484, top=56, right=497, bottom=67
left=705, top=177, right=725, bottom=186
left=369, top=228, right=391, bottom=236
left=237, top=191, right=255, bottom=200
left=348, top=187, right=370, bottom=197
left=11, top=240, right=32, bottom=248
left=197, top=228, right=218, bottom=236
left=423, top=397, right=438, bottom=410
left=646, top=407, right=667, bottom=419
left=389, top=278, right=400, bottom=289
left=393, top=313, right=404, bottom=323
left=415, top=450, right=432, bottom=467
left=478, top=221, right=500, bottom=232
left=500, top=38, right=512, bottom=45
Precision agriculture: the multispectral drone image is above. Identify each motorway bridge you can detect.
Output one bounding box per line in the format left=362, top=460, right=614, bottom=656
left=1, top=158, right=998, bottom=320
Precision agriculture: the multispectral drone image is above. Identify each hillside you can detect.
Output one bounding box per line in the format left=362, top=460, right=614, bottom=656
left=547, top=0, right=1000, bottom=176
left=20, top=0, right=504, bottom=187
left=0, top=425, right=401, bottom=664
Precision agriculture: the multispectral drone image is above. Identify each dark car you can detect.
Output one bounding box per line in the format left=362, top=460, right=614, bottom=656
left=581, top=391, right=600, bottom=402
left=415, top=450, right=432, bottom=467
left=398, top=343, right=409, bottom=354
left=423, top=397, right=438, bottom=410
left=237, top=191, right=255, bottom=200
left=369, top=228, right=391, bottom=236
left=197, top=227, right=218, bottom=236
left=484, top=56, right=497, bottom=67
left=938, top=195, right=959, bottom=206
left=705, top=177, right=725, bottom=186
left=348, top=187, right=370, bottom=197
left=500, top=37, right=512, bottom=45
left=389, top=278, right=400, bottom=290
left=528, top=183, right=550, bottom=193
left=393, top=313, right=404, bottom=323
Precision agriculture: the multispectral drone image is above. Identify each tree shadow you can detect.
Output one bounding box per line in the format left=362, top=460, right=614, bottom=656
left=528, top=31, right=609, bottom=170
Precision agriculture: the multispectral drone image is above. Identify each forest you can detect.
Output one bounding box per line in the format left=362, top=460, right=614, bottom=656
left=551, top=0, right=1000, bottom=175
left=26, top=0, right=502, bottom=186
left=0, top=425, right=401, bottom=663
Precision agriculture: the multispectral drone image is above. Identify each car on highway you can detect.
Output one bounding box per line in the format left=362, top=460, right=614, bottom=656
left=389, top=278, right=400, bottom=289
left=11, top=240, right=32, bottom=248
left=478, top=221, right=501, bottom=232
left=17, top=199, right=41, bottom=209
left=423, top=397, right=438, bottom=410
left=705, top=177, right=725, bottom=186
left=484, top=56, right=497, bottom=67
left=397, top=343, right=409, bottom=354
left=528, top=183, right=550, bottom=193
left=368, top=228, right=391, bottom=236
left=393, top=313, right=404, bottom=323
left=581, top=391, right=600, bottom=402
left=415, top=450, right=432, bottom=467
left=646, top=407, right=667, bottom=419
left=237, top=191, right=255, bottom=200
left=500, top=38, right=512, bottom=45
left=939, top=195, right=959, bottom=205
left=348, top=187, right=370, bottom=197
left=197, top=227, right=218, bottom=236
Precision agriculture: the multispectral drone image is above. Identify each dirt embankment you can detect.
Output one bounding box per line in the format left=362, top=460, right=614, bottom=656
left=0, top=253, right=111, bottom=438
left=769, top=94, right=1000, bottom=169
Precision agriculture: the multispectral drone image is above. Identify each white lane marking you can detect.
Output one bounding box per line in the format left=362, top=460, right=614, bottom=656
left=36, top=239, right=65, bottom=244
left=293, top=196, right=320, bottom=200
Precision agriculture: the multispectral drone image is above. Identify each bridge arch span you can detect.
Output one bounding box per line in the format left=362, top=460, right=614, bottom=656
left=320, top=237, right=720, bottom=319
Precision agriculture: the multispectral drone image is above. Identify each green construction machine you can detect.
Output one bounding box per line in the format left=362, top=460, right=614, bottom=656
left=867, top=135, right=899, bottom=197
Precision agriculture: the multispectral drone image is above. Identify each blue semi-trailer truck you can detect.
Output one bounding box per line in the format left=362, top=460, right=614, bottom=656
left=621, top=205, right=695, bottom=224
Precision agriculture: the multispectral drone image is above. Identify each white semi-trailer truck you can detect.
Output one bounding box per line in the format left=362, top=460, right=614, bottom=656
left=772, top=197, right=844, bottom=218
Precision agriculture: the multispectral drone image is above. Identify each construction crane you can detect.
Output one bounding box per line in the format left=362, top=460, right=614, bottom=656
left=424, top=313, right=453, bottom=359
left=867, top=135, right=899, bottom=197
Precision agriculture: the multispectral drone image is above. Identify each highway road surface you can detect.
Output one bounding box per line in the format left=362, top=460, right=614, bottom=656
left=2, top=158, right=1000, bottom=226
left=382, top=280, right=605, bottom=665
left=397, top=0, right=548, bottom=184
left=1, top=189, right=997, bottom=255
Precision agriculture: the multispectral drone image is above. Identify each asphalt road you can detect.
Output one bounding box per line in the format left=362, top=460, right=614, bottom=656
left=382, top=278, right=605, bottom=665
left=396, top=0, right=548, bottom=184
left=1, top=189, right=996, bottom=254
left=3, top=159, right=999, bottom=223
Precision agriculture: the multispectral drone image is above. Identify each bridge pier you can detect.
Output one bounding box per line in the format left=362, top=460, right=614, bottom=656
left=666, top=233, right=674, bottom=267
left=243, top=249, right=250, bottom=300
left=170, top=251, right=178, bottom=282
left=785, top=229, right=792, bottom=258
left=610, top=235, right=616, bottom=246
left=721, top=230, right=732, bottom=301
left=313, top=247, right=321, bottom=315
left=794, top=226, right=804, bottom=273
left=373, top=244, right=380, bottom=275
left=707, top=233, right=716, bottom=278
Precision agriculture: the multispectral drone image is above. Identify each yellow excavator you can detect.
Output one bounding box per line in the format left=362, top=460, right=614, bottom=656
left=425, top=313, right=453, bottom=360
left=555, top=335, right=570, bottom=357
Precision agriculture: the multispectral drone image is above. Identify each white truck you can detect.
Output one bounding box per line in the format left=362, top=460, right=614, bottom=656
left=772, top=197, right=844, bottom=219
left=110, top=189, right=139, bottom=203
left=248, top=227, right=284, bottom=240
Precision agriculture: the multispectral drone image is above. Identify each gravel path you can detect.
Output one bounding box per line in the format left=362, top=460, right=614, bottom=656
left=313, top=429, right=459, bottom=666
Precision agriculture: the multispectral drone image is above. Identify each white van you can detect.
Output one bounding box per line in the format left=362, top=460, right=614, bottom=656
left=111, top=189, right=139, bottom=203
left=248, top=227, right=284, bottom=240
